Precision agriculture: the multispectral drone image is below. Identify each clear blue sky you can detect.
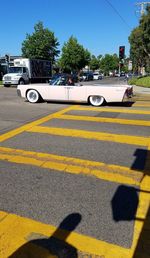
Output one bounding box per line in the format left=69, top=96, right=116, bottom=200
left=0, top=0, right=140, bottom=58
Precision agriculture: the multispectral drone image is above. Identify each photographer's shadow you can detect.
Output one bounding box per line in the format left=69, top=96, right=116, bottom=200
left=9, top=213, right=82, bottom=258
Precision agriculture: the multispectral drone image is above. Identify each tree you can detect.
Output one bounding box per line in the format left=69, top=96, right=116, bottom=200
left=59, top=36, right=91, bottom=73
left=99, top=54, right=119, bottom=75
left=21, top=21, right=60, bottom=62
left=128, top=27, right=146, bottom=72
left=89, top=55, right=100, bottom=71
left=140, top=6, right=150, bottom=58
left=128, top=6, right=150, bottom=72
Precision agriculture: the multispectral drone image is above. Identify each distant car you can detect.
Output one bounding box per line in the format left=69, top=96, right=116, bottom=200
left=80, top=72, right=93, bottom=81
left=120, top=72, right=126, bottom=77
left=17, top=77, right=133, bottom=107
left=115, top=73, right=120, bottom=77
left=93, top=72, right=102, bottom=80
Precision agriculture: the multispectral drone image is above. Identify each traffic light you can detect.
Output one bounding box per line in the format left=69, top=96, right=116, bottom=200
left=119, top=46, right=125, bottom=60
left=5, top=54, right=10, bottom=63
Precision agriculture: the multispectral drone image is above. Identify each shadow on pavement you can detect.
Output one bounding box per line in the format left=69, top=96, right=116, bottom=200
left=111, top=185, right=139, bottom=222
left=112, top=148, right=150, bottom=257
left=131, top=149, right=148, bottom=171
left=9, top=213, right=82, bottom=258
left=133, top=206, right=150, bottom=258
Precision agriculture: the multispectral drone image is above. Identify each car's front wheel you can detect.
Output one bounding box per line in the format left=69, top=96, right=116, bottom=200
left=89, top=95, right=105, bottom=106
left=26, top=89, right=40, bottom=103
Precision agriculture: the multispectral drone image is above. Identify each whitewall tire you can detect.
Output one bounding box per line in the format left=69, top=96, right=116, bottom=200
left=89, top=95, right=104, bottom=106
left=26, top=90, right=40, bottom=103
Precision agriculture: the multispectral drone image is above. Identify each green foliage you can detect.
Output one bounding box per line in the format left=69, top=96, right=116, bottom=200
left=136, top=76, right=150, bottom=87
left=128, top=76, right=150, bottom=87
left=128, top=78, right=138, bottom=85
left=59, top=36, right=91, bottom=73
left=99, top=54, right=119, bottom=74
left=128, top=6, right=150, bottom=72
left=21, top=21, right=60, bottom=62
left=140, top=6, right=150, bottom=58
left=128, top=27, right=145, bottom=70
left=89, top=55, right=100, bottom=71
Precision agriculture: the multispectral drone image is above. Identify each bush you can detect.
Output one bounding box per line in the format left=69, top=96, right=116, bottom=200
left=136, top=76, right=150, bottom=87
left=128, top=76, right=150, bottom=87
left=128, top=78, right=138, bottom=85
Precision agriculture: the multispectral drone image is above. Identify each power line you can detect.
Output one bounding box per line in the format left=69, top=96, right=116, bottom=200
left=104, top=0, right=131, bottom=30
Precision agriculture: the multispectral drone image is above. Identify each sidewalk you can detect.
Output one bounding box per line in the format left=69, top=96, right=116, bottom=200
left=133, top=85, right=150, bottom=94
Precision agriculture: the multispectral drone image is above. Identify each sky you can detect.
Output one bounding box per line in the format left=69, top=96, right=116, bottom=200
left=0, top=0, right=142, bottom=58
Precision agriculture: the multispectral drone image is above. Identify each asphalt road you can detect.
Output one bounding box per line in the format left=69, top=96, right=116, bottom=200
left=0, top=79, right=150, bottom=258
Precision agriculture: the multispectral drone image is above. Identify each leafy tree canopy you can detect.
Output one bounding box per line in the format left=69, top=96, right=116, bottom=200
left=89, top=55, right=101, bottom=71
left=128, top=6, right=150, bottom=71
left=59, top=36, right=91, bottom=73
left=21, top=21, right=60, bottom=62
left=100, top=54, right=119, bottom=74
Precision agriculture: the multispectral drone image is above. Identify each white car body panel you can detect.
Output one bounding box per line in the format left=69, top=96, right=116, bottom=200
left=17, top=83, right=132, bottom=104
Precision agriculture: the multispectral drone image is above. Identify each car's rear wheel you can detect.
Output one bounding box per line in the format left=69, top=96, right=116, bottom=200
left=89, top=95, right=105, bottom=106
left=26, top=89, right=40, bottom=103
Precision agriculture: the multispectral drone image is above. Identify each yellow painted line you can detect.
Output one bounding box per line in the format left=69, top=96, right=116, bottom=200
left=144, top=144, right=150, bottom=173
left=134, top=103, right=150, bottom=107
left=27, top=126, right=150, bottom=146
left=0, top=105, right=77, bottom=143
left=0, top=176, right=150, bottom=258
left=74, top=106, right=150, bottom=115
left=58, top=114, right=150, bottom=127
left=0, top=146, right=144, bottom=186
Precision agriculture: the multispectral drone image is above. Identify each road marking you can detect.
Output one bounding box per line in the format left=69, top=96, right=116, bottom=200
left=74, top=106, right=150, bottom=115
left=0, top=147, right=143, bottom=186
left=0, top=176, right=149, bottom=258
left=27, top=126, right=150, bottom=146
left=58, top=114, right=150, bottom=127
left=0, top=105, right=77, bottom=143
left=133, top=102, right=150, bottom=107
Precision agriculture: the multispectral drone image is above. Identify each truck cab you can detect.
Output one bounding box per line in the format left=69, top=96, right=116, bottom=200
left=3, top=66, right=29, bottom=87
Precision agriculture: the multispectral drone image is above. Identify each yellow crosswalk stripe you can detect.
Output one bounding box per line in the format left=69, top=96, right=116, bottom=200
left=58, top=114, right=150, bottom=126
left=73, top=106, right=150, bottom=115
left=27, top=126, right=150, bottom=146
left=0, top=147, right=144, bottom=185
left=133, top=103, right=150, bottom=107
left=0, top=176, right=149, bottom=258
left=0, top=105, right=78, bottom=143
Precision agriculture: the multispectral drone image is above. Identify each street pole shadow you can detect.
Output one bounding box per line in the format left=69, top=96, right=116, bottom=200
left=9, top=213, right=82, bottom=258
left=111, top=185, right=139, bottom=222
left=131, top=149, right=148, bottom=171
left=111, top=146, right=150, bottom=256
left=132, top=205, right=150, bottom=258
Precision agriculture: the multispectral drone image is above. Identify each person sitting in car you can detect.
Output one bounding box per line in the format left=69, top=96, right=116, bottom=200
left=67, top=77, right=74, bottom=85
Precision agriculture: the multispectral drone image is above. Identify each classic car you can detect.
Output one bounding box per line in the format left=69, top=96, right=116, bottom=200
left=17, top=77, right=133, bottom=107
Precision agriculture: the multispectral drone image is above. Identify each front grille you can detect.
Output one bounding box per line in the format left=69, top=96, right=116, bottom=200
left=4, top=76, right=11, bottom=80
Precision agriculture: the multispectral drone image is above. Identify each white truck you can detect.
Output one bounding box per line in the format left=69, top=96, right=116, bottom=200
left=3, top=58, right=51, bottom=87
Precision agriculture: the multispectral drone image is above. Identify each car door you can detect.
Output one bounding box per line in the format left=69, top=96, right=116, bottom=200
left=46, top=85, right=68, bottom=101
left=68, top=85, right=87, bottom=102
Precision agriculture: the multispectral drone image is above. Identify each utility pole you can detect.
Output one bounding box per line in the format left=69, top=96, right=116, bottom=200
left=136, top=2, right=150, bottom=16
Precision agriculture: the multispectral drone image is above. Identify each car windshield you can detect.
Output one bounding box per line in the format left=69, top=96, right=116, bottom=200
left=50, top=76, right=67, bottom=85
left=8, top=67, right=23, bottom=73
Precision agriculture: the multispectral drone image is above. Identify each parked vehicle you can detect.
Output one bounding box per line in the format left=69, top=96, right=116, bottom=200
left=80, top=72, right=93, bottom=81
left=3, top=58, right=51, bottom=87
left=17, top=77, right=133, bottom=107
left=93, top=72, right=102, bottom=80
